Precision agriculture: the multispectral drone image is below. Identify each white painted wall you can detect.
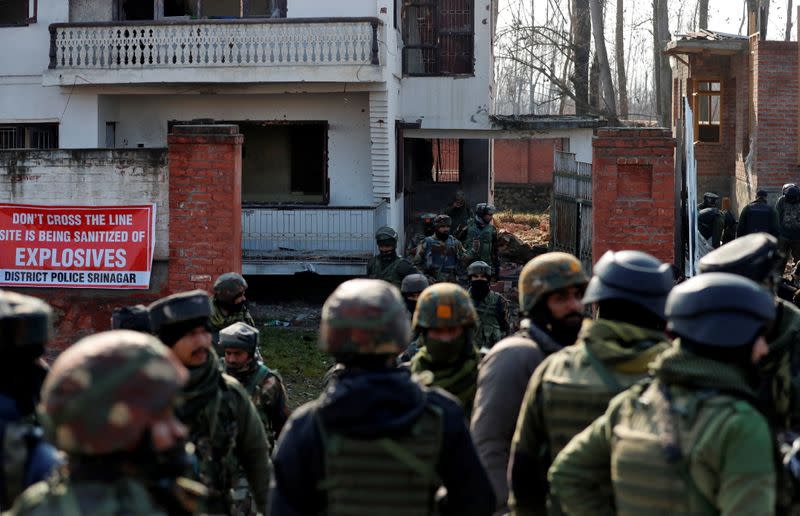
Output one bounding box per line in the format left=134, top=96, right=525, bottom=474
left=110, top=92, right=375, bottom=206
left=288, top=0, right=377, bottom=18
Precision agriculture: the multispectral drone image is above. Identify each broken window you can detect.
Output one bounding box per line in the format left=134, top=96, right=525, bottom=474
left=694, top=80, right=721, bottom=143
left=0, top=123, right=58, bottom=149
left=0, top=0, right=35, bottom=26
left=402, top=0, right=474, bottom=76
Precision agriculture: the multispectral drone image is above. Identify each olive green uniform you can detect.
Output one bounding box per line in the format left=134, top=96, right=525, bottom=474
left=472, top=290, right=510, bottom=350
left=549, top=344, right=776, bottom=516
left=760, top=299, right=800, bottom=432
left=366, top=254, right=417, bottom=289
left=210, top=301, right=256, bottom=342
left=510, top=318, right=670, bottom=515
left=463, top=218, right=499, bottom=271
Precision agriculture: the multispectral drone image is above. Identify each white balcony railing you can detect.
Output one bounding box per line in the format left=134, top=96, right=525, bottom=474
left=48, top=18, right=381, bottom=72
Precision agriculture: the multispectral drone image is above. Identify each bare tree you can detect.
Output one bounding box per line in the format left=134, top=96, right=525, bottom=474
left=590, top=0, right=618, bottom=116
left=787, top=0, right=794, bottom=40
left=653, top=0, right=671, bottom=126
left=616, top=0, right=629, bottom=118
left=571, top=0, right=591, bottom=114
left=698, top=0, right=709, bottom=29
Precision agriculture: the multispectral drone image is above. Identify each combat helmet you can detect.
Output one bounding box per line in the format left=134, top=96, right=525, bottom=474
left=213, top=272, right=248, bottom=303
left=467, top=261, right=492, bottom=278
left=699, top=233, right=781, bottom=285
left=0, top=290, right=53, bottom=359
left=518, top=253, right=589, bottom=316
left=582, top=250, right=674, bottom=320
left=786, top=185, right=800, bottom=203
left=666, top=272, right=774, bottom=348
left=401, top=273, right=429, bottom=295
left=111, top=304, right=152, bottom=334
left=475, top=203, right=496, bottom=218
left=413, top=283, right=477, bottom=330
left=219, top=322, right=259, bottom=355
left=433, top=214, right=452, bottom=229
left=40, top=330, right=187, bottom=455
left=375, top=226, right=399, bottom=246
left=319, top=279, right=410, bottom=355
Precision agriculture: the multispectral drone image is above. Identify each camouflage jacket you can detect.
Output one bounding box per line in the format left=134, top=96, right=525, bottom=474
left=413, top=235, right=467, bottom=284
left=470, top=290, right=510, bottom=350
left=366, top=254, right=417, bottom=289
left=445, top=205, right=473, bottom=236
left=177, top=353, right=271, bottom=515
left=463, top=217, right=499, bottom=268
left=760, top=299, right=800, bottom=432
left=233, top=363, right=290, bottom=449
left=10, top=477, right=168, bottom=516
left=209, top=300, right=256, bottom=343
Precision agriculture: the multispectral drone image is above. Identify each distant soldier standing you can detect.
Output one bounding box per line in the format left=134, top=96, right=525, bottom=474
left=466, top=260, right=510, bottom=351
left=149, top=290, right=271, bottom=515
left=10, top=330, right=205, bottom=515
left=270, top=279, right=496, bottom=515
left=464, top=203, right=500, bottom=277
left=405, top=212, right=437, bottom=257
left=414, top=214, right=468, bottom=284
left=698, top=192, right=725, bottom=249
left=738, top=189, right=779, bottom=238
left=445, top=190, right=473, bottom=236
left=210, top=272, right=256, bottom=346
left=397, top=273, right=430, bottom=364
left=366, top=226, right=417, bottom=289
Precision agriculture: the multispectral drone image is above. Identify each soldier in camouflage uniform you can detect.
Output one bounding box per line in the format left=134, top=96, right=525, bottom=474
left=111, top=304, right=152, bottom=333
left=414, top=214, right=468, bottom=284
left=409, top=283, right=481, bottom=418
left=405, top=212, right=437, bottom=258
left=470, top=253, right=589, bottom=513
left=510, top=250, right=673, bottom=515
left=397, top=273, right=430, bottom=364
left=463, top=204, right=500, bottom=277
left=270, top=279, right=495, bottom=515
left=444, top=190, right=473, bottom=237
left=549, top=273, right=776, bottom=515
left=366, top=226, right=417, bottom=289
left=0, top=291, right=61, bottom=511
left=149, top=290, right=271, bottom=515
left=466, top=260, right=509, bottom=352
left=10, top=330, right=207, bottom=515
left=777, top=184, right=800, bottom=278
left=209, top=273, right=257, bottom=348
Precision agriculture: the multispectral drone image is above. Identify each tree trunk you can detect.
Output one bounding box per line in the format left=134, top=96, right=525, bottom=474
left=571, top=0, right=591, bottom=115
left=590, top=54, right=600, bottom=111
left=761, top=0, right=771, bottom=39
left=590, top=0, right=617, bottom=116
left=786, top=0, right=793, bottom=41
left=698, top=0, right=709, bottom=29
left=615, top=0, right=628, bottom=118
left=653, top=0, right=671, bottom=127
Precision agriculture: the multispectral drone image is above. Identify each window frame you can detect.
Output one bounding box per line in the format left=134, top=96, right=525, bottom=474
left=0, top=0, right=37, bottom=28
left=401, top=0, right=475, bottom=77
left=692, top=78, right=722, bottom=145
left=0, top=122, right=58, bottom=150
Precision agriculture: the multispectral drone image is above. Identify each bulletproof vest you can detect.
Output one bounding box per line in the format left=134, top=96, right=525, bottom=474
left=697, top=208, right=720, bottom=240
left=743, top=202, right=776, bottom=235
left=465, top=220, right=495, bottom=264
left=784, top=200, right=800, bottom=233
left=0, top=418, right=42, bottom=510
left=610, top=381, right=741, bottom=515
left=541, top=345, right=650, bottom=459
left=472, top=291, right=504, bottom=349
left=317, top=404, right=443, bottom=516
left=368, top=256, right=407, bottom=288
left=241, top=365, right=276, bottom=446
left=423, top=237, right=459, bottom=276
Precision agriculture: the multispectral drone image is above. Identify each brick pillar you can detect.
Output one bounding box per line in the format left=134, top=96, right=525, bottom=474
left=592, top=128, right=676, bottom=265
left=167, top=124, right=243, bottom=293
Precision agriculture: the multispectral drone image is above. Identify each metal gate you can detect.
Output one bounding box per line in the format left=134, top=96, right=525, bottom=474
left=551, top=151, right=593, bottom=273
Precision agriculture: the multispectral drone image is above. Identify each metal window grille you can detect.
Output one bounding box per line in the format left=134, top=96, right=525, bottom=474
left=0, top=127, right=17, bottom=149
left=0, top=124, right=57, bottom=149
left=431, top=138, right=460, bottom=183
left=402, top=0, right=473, bottom=75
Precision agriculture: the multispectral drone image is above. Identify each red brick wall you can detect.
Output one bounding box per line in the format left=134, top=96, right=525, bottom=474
left=592, top=128, right=676, bottom=265
left=494, top=138, right=562, bottom=184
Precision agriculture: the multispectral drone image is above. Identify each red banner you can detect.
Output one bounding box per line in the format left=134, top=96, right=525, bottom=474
left=0, top=204, right=156, bottom=289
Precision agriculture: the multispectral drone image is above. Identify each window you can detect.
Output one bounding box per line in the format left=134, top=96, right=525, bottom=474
left=402, top=0, right=474, bottom=76
left=0, top=123, right=57, bottom=149
left=431, top=139, right=460, bottom=182
left=694, top=80, right=721, bottom=143
left=119, top=0, right=286, bottom=20
left=0, top=0, right=36, bottom=26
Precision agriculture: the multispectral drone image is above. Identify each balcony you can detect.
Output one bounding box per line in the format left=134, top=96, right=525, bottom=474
left=241, top=202, right=388, bottom=275
left=43, top=17, right=384, bottom=86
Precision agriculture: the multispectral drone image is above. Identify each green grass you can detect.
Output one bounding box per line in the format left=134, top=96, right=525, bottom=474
left=259, top=327, right=332, bottom=409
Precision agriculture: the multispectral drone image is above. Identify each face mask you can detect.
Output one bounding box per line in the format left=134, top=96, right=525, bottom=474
left=425, top=333, right=466, bottom=365
left=470, top=280, right=490, bottom=300
left=405, top=299, right=418, bottom=315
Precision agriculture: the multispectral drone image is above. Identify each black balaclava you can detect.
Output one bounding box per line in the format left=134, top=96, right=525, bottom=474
left=470, top=279, right=490, bottom=301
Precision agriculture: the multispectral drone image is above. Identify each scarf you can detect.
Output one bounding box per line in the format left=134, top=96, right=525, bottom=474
left=176, top=351, right=221, bottom=424
left=410, top=341, right=479, bottom=414
left=653, top=344, right=757, bottom=400
left=579, top=318, right=670, bottom=374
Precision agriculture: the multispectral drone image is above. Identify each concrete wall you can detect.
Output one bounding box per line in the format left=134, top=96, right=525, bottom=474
left=0, top=148, right=169, bottom=260
left=106, top=92, right=374, bottom=206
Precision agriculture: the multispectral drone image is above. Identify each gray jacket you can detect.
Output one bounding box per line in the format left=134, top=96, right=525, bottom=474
left=469, top=320, right=562, bottom=513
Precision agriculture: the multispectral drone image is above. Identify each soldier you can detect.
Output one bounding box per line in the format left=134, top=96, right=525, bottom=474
left=405, top=212, right=437, bottom=258
left=209, top=272, right=256, bottom=347
left=549, top=273, right=776, bottom=515
left=110, top=304, right=152, bottom=333
left=470, top=252, right=589, bottom=513
left=397, top=273, right=430, bottom=364
left=467, top=260, right=510, bottom=351
left=444, top=189, right=473, bottom=237
left=509, top=250, right=673, bottom=515
left=698, top=191, right=725, bottom=249
left=149, top=290, right=271, bottom=515
left=721, top=196, right=738, bottom=245
left=777, top=184, right=800, bottom=278
left=413, top=214, right=468, bottom=284
left=270, top=279, right=496, bottom=515
left=409, top=283, right=481, bottom=418
left=738, top=189, right=780, bottom=238
left=0, top=292, right=60, bottom=511
left=463, top=203, right=500, bottom=276
left=220, top=322, right=289, bottom=446
left=366, top=226, right=417, bottom=289
left=10, top=330, right=206, bottom=515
